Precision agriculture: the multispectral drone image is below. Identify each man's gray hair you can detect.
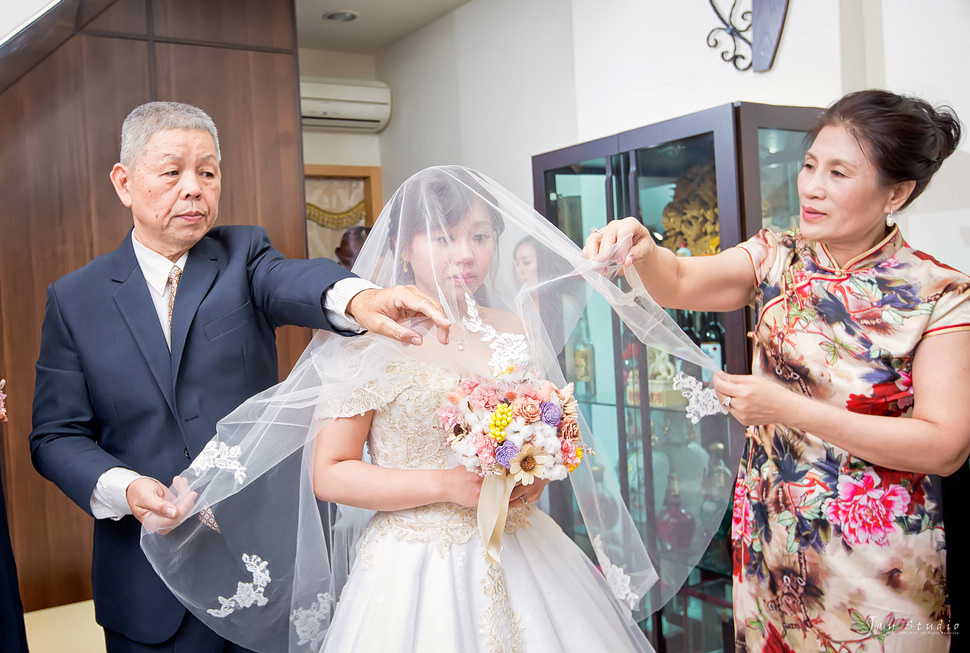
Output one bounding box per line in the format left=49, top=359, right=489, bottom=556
left=120, top=101, right=221, bottom=167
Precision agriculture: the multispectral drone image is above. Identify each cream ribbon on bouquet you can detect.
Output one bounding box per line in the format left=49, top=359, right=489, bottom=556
left=477, top=469, right=518, bottom=565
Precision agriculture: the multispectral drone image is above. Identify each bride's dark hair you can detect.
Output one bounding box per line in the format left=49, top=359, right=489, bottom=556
left=388, top=167, right=505, bottom=247
left=389, top=167, right=506, bottom=304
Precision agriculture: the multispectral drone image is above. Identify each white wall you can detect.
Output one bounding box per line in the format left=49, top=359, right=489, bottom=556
left=313, top=0, right=969, bottom=269
left=877, top=0, right=970, bottom=272
left=297, top=48, right=382, bottom=167
left=570, top=0, right=844, bottom=142
left=376, top=0, right=576, bottom=201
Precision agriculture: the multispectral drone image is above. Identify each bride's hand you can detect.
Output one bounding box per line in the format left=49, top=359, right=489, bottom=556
left=509, top=477, right=549, bottom=508
left=440, top=466, right=484, bottom=507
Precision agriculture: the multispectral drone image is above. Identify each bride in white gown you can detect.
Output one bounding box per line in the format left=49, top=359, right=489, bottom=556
left=141, top=167, right=735, bottom=652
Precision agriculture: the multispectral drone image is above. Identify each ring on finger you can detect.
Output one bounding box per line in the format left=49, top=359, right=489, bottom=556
left=589, top=226, right=602, bottom=235
left=519, top=496, right=528, bottom=506
left=722, top=396, right=732, bottom=409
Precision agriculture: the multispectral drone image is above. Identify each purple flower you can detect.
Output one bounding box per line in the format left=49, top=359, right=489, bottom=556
left=495, top=442, right=521, bottom=469
left=540, top=401, right=562, bottom=428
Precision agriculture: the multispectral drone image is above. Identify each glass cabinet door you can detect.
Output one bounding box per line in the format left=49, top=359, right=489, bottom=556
left=533, top=144, right=628, bottom=556
left=736, top=103, right=822, bottom=239
left=619, top=108, right=741, bottom=602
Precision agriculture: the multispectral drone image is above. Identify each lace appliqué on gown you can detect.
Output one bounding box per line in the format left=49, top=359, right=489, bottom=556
left=290, top=592, right=334, bottom=648
left=462, top=292, right=530, bottom=373
left=480, top=555, right=525, bottom=653
left=190, top=440, right=247, bottom=484
left=358, top=503, right=536, bottom=567
left=592, top=535, right=638, bottom=611
left=672, top=372, right=728, bottom=424
left=208, top=553, right=271, bottom=617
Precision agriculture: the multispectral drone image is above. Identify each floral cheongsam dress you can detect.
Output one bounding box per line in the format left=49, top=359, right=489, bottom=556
left=731, top=227, right=970, bottom=652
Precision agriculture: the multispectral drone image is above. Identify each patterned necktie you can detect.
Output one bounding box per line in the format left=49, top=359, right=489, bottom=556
left=167, top=263, right=220, bottom=531
left=167, top=265, right=182, bottom=335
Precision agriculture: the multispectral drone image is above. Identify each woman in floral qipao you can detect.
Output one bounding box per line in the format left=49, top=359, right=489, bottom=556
left=584, top=90, right=969, bottom=652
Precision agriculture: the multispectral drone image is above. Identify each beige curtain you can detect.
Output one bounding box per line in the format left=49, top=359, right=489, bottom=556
left=305, top=177, right=366, bottom=260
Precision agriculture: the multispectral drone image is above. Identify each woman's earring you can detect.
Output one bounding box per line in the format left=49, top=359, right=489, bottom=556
left=400, top=260, right=413, bottom=279
left=886, top=210, right=895, bottom=228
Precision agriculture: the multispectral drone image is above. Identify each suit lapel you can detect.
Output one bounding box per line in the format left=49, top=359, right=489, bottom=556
left=170, top=237, right=221, bottom=384
left=110, top=234, right=176, bottom=416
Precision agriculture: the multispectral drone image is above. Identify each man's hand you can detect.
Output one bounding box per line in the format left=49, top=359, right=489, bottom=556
left=346, top=286, right=451, bottom=346
left=129, top=476, right=197, bottom=534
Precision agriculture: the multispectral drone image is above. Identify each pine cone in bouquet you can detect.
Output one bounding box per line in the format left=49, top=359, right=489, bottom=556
left=660, top=162, right=719, bottom=256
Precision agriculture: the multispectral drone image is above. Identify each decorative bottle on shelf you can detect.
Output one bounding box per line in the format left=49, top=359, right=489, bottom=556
left=622, top=329, right=640, bottom=406
left=699, top=442, right=736, bottom=572
left=676, top=311, right=702, bottom=379
left=573, top=313, right=595, bottom=401
left=677, top=310, right=700, bottom=345
left=699, top=312, right=726, bottom=383
left=657, top=473, right=696, bottom=550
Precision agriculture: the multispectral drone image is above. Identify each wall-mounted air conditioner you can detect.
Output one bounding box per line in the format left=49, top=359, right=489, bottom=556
left=300, top=78, right=391, bottom=133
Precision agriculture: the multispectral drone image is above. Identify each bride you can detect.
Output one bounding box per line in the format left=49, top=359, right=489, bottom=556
left=141, top=166, right=733, bottom=652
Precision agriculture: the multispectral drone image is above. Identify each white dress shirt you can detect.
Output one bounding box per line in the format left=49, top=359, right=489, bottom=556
left=90, top=233, right=375, bottom=519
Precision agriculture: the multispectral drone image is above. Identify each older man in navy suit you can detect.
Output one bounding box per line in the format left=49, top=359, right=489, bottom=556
left=29, top=102, right=449, bottom=652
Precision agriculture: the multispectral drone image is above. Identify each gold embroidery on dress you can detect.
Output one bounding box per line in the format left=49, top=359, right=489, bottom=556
left=480, top=554, right=524, bottom=653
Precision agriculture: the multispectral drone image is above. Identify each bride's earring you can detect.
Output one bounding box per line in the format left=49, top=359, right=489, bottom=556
left=400, top=260, right=413, bottom=280
left=886, top=209, right=895, bottom=228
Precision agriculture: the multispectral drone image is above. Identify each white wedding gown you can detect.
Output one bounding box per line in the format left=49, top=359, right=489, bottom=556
left=321, top=357, right=653, bottom=652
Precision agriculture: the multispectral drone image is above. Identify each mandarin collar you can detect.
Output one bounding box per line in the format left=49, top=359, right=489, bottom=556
left=812, top=225, right=903, bottom=274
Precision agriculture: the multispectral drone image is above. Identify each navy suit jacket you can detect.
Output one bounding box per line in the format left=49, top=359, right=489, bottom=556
left=30, top=226, right=353, bottom=643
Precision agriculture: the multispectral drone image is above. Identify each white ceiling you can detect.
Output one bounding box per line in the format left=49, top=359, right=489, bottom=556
left=296, top=0, right=471, bottom=54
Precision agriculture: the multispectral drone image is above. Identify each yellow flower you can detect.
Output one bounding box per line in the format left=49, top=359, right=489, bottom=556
left=488, top=402, right=513, bottom=442
left=509, top=444, right=550, bottom=486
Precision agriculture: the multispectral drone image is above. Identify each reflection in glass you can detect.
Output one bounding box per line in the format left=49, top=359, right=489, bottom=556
left=758, top=127, right=808, bottom=232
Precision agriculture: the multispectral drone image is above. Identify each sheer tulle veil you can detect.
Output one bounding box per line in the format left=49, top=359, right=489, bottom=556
left=140, top=166, right=739, bottom=651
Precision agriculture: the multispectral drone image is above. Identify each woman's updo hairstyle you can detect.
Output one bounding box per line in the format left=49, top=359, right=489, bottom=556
left=809, top=89, right=962, bottom=209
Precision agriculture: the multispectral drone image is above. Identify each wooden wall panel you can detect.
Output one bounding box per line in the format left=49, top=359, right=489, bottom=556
left=0, top=35, right=150, bottom=611
left=152, top=0, right=294, bottom=50
left=155, top=43, right=308, bottom=377
left=0, top=0, right=305, bottom=612
left=83, top=0, right=148, bottom=36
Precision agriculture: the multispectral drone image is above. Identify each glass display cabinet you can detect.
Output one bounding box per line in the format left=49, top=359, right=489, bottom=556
left=532, top=102, right=820, bottom=652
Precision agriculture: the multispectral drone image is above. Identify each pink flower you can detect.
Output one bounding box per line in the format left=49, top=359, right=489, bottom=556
left=731, top=478, right=753, bottom=541
left=469, top=385, right=501, bottom=411
left=459, top=379, right=480, bottom=395
left=537, top=382, right=556, bottom=402
left=514, top=382, right=539, bottom=400
left=437, top=405, right=461, bottom=430
left=472, top=432, right=496, bottom=469
left=824, top=470, right=910, bottom=547
left=561, top=437, right=581, bottom=470
left=512, top=396, right=541, bottom=422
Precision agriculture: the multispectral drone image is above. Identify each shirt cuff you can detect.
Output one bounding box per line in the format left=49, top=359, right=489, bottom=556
left=324, top=277, right=380, bottom=333
left=90, top=467, right=143, bottom=520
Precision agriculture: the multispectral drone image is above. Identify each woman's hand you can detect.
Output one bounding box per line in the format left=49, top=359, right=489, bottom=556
left=509, top=477, right=549, bottom=509
left=582, top=216, right=656, bottom=268
left=712, top=370, right=796, bottom=427
left=440, top=466, right=484, bottom=507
